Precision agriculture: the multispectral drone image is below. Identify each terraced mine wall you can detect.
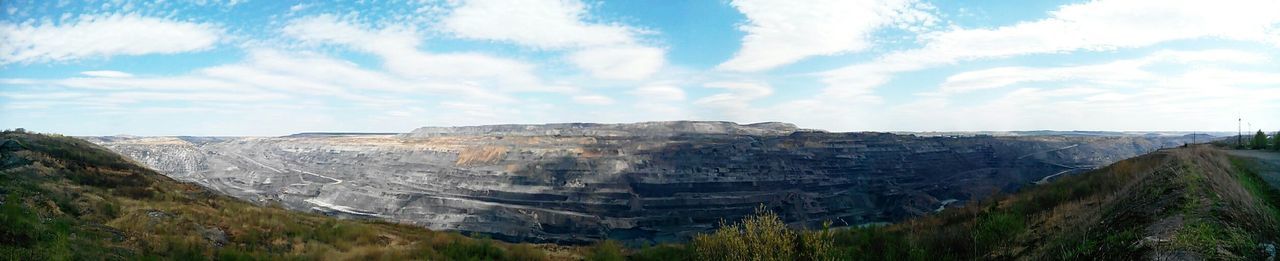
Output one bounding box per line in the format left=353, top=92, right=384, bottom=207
left=87, top=122, right=1196, bottom=244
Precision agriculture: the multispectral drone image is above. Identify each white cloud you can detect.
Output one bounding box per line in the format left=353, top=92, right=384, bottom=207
left=1, top=14, right=222, bottom=65
left=696, top=81, right=773, bottom=121
left=568, top=46, right=665, bottom=80
left=826, top=50, right=1280, bottom=132
left=921, top=0, right=1280, bottom=60
left=283, top=15, right=567, bottom=93
left=630, top=85, right=685, bottom=102
left=80, top=70, right=134, bottom=78
left=624, top=84, right=691, bottom=121
left=571, top=94, right=615, bottom=105
left=938, top=62, right=1146, bottom=94
left=440, top=0, right=637, bottom=49
left=439, top=0, right=666, bottom=81
left=1, top=48, right=496, bottom=108
left=787, top=0, right=1280, bottom=131
left=938, top=49, right=1270, bottom=94
left=823, top=0, right=1280, bottom=93
left=718, top=0, right=933, bottom=72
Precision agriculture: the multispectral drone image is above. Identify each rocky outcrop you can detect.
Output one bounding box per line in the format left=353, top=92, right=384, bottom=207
left=85, top=121, right=1197, bottom=244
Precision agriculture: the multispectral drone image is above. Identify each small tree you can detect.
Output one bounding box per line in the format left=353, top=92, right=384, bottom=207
left=1253, top=130, right=1268, bottom=150
left=1273, top=130, right=1280, bottom=151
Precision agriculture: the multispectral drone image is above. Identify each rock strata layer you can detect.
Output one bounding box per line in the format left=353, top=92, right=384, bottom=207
left=87, top=121, right=1196, bottom=244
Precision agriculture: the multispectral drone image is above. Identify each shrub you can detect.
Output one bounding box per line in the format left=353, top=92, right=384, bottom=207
left=692, top=206, right=806, bottom=261
left=1273, top=130, right=1279, bottom=151
left=439, top=239, right=506, bottom=261
left=796, top=222, right=834, bottom=261
left=584, top=240, right=625, bottom=261
left=631, top=244, right=693, bottom=261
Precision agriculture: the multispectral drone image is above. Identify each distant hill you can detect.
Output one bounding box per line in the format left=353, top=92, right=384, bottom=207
left=0, top=131, right=553, bottom=260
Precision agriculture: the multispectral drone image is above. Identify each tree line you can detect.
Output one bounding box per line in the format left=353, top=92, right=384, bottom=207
left=1247, top=129, right=1279, bottom=151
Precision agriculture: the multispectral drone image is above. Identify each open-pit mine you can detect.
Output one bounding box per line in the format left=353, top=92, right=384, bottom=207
left=87, top=121, right=1198, bottom=244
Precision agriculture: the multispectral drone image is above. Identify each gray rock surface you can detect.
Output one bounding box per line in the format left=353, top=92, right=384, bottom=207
left=85, top=121, right=1196, bottom=244
left=404, top=121, right=799, bottom=137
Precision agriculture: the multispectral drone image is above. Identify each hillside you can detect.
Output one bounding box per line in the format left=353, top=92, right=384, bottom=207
left=616, top=146, right=1280, bottom=260
left=695, top=145, right=1279, bottom=260
left=0, top=131, right=554, bottom=260
left=87, top=121, right=1197, bottom=244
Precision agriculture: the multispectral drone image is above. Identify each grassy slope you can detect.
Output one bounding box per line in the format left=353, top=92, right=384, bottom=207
left=625, top=146, right=1280, bottom=260
left=0, top=131, right=554, bottom=260
left=825, top=146, right=1280, bottom=260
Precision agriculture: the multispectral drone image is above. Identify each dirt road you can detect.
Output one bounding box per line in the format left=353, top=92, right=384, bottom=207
left=1226, top=149, right=1280, bottom=189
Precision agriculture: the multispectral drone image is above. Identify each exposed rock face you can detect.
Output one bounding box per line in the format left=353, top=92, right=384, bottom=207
left=85, top=121, right=1196, bottom=244
left=404, top=121, right=799, bottom=137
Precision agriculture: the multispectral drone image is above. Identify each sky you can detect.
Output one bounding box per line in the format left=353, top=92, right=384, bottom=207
left=1, top=0, right=1279, bottom=136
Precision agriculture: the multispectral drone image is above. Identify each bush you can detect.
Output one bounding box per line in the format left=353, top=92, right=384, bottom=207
left=584, top=240, right=625, bottom=261
left=693, top=206, right=794, bottom=261
left=796, top=223, right=834, bottom=261
left=1273, top=131, right=1279, bottom=151
left=631, top=244, right=693, bottom=261
left=439, top=239, right=506, bottom=261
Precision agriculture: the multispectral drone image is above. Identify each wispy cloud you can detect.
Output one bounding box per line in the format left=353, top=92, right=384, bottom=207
left=696, top=81, right=774, bottom=121
left=718, top=0, right=936, bottom=72
left=2, top=0, right=1278, bottom=135
left=1, top=14, right=222, bottom=65
left=821, top=0, right=1280, bottom=95
left=937, top=49, right=1269, bottom=94
left=80, top=70, right=134, bottom=78
left=572, top=94, right=616, bottom=105
left=283, top=14, right=567, bottom=94
left=439, top=0, right=665, bottom=80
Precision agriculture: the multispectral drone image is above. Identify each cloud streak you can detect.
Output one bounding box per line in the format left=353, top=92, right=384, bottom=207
left=1, top=14, right=222, bottom=65
left=719, top=0, right=935, bottom=72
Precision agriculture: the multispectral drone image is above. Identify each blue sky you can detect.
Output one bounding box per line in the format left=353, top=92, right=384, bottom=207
left=2, top=0, right=1279, bottom=136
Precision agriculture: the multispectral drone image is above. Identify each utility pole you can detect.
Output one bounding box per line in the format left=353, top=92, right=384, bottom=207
left=1238, top=118, right=1243, bottom=148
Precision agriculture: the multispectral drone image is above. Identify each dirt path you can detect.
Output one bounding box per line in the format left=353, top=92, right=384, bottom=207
left=1017, top=144, right=1080, bottom=159
left=1225, top=149, right=1280, bottom=189
left=1034, top=169, right=1076, bottom=185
